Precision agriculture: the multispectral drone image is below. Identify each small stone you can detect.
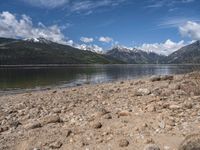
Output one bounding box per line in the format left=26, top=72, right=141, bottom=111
left=49, top=141, right=62, bottom=149
left=150, top=76, right=161, bottom=82
left=159, top=121, right=165, bottom=129
left=169, top=105, right=181, bottom=110
left=147, top=105, right=156, bottom=112
left=135, top=88, right=151, bottom=96
left=184, top=102, right=193, bottom=109
left=66, top=129, right=72, bottom=137
left=0, top=126, right=9, bottom=133
left=160, top=75, right=174, bottom=81
left=52, top=90, right=57, bottom=94
left=53, top=108, right=61, bottom=113
left=24, top=121, right=41, bottom=130
left=39, top=115, right=60, bottom=126
left=96, top=108, right=109, bottom=117
left=33, top=148, right=40, bottom=150
left=145, top=138, right=155, bottom=144
left=118, top=111, right=131, bottom=117
left=119, top=139, right=129, bottom=147
left=10, top=121, right=21, bottom=128
left=104, top=114, right=112, bottom=119
left=143, top=123, right=148, bottom=128
left=178, top=134, right=200, bottom=150
left=144, top=144, right=160, bottom=150
left=120, top=81, right=124, bottom=84
left=92, top=122, right=102, bottom=129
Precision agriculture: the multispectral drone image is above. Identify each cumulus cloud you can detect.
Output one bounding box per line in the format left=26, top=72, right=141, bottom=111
left=0, top=11, right=67, bottom=44
left=179, top=21, right=200, bottom=40
left=138, top=39, right=186, bottom=56
left=21, top=0, right=69, bottom=8
left=80, top=37, right=94, bottom=43
left=99, top=36, right=113, bottom=43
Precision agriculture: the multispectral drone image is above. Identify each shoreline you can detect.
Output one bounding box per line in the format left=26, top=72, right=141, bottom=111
left=0, top=72, right=200, bottom=149
left=1, top=63, right=200, bottom=68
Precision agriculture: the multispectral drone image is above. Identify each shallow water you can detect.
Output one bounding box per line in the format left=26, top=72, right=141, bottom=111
left=0, top=64, right=200, bottom=92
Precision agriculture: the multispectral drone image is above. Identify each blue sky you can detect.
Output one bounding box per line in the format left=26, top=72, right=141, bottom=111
left=0, top=0, right=200, bottom=55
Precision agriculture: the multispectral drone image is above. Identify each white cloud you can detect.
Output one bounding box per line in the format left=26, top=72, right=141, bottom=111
left=66, top=40, right=74, bottom=46
left=80, top=37, right=94, bottom=43
left=0, top=11, right=67, bottom=44
left=21, top=0, right=69, bottom=8
left=99, top=36, right=113, bottom=43
left=22, top=0, right=126, bottom=12
left=179, top=21, right=200, bottom=40
left=70, top=0, right=126, bottom=12
left=146, top=0, right=195, bottom=8
left=138, top=39, right=186, bottom=56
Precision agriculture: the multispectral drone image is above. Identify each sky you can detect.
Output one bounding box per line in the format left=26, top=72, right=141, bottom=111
left=0, top=0, right=200, bottom=55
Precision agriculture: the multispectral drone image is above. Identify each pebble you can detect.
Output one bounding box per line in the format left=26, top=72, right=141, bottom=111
left=135, top=88, right=151, bottom=96
left=92, top=122, right=102, bottom=129
left=144, top=144, right=160, bottom=150
left=119, top=139, right=129, bottom=147
left=169, top=105, right=181, bottom=110
left=103, top=114, right=112, bottom=119
left=49, top=141, right=62, bottom=149
left=24, top=121, right=41, bottom=130
left=39, top=115, right=60, bottom=126
left=118, top=111, right=131, bottom=117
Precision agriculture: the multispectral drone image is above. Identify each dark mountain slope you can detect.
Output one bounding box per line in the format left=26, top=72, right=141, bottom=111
left=167, top=41, right=200, bottom=64
left=0, top=37, right=123, bottom=65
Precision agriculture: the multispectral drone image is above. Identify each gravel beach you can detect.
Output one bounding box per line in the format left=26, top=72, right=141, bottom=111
left=1, top=72, right=200, bottom=150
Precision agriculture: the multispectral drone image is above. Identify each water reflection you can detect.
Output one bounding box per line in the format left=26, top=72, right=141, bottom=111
left=0, top=64, right=200, bottom=90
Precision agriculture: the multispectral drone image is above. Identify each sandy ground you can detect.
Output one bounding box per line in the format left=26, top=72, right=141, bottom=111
left=0, top=72, right=200, bottom=150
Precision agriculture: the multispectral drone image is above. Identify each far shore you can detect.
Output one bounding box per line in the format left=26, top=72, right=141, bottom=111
left=1, top=63, right=200, bottom=68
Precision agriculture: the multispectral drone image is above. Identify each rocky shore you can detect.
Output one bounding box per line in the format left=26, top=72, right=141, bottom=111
left=0, top=72, right=200, bottom=150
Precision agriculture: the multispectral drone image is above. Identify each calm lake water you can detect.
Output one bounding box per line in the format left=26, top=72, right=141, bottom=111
left=0, top=64, right=200, bottom=93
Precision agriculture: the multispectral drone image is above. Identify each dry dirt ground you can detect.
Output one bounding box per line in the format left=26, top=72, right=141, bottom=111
left=1, top=72, right=200, bottom=150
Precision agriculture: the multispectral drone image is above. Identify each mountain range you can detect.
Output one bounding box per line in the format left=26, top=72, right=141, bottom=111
left=0, top=37, right=123, bottom=65
left=0, top=37, right=200, bottom=65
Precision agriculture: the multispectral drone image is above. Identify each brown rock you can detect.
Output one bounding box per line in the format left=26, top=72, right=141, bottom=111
left=118, top=111, right=131, bottom=117
left=119, top=139, right=129, bottom=147
left=40, top=115, right=60, bottom=126
left=0, top=126, right=9, bottom=133
left=49, top=141, right=62, bottom=149
left=66, top=129, right=72, bottom=137
left=150, top=76, right=161, bottom=82
left=104, top=113, right=112, bottom=119
left=160, top=75, right=174, bottom=81
left=184, top=102, right=193, bottom=109
left=92, top=122, right=102, bottom=129
left=24, top=121, right=41, bottom=130
left=147, top=105, right=156, bottom=112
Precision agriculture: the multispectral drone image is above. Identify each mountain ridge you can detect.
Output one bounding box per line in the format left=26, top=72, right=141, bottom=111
left=0, top=37, right=200, bottom=65
left=0, top=37, right=123, bottom=65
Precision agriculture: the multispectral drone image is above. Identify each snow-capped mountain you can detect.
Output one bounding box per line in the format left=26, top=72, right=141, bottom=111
left=106, top=46, right=165, bottom=64
left=75, top=44, right=104, bottom=54
left=24, top=37, right=53, bottom=44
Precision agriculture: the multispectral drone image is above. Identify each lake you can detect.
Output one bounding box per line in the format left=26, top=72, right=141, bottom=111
left=0, top=64, right=200, bottom=94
